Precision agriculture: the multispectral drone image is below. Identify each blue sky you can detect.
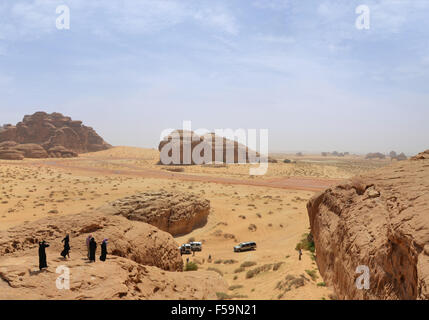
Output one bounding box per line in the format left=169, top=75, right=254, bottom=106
left=0, top=0, right=428, bottom=154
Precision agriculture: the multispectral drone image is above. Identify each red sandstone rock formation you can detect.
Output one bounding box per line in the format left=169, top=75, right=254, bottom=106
left=158, top=130, right=262, bottom=165
left=0, top=112, right=111, bottom=160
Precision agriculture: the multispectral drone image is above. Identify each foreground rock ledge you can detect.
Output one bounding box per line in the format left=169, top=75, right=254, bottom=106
left=0, top=211, right=183, bottom=271
left=307, top=157, right=429, bottom=300
left=0, top=211, right=227, bottom=299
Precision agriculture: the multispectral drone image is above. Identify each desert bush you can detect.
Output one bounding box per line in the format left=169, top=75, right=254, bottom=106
left=223, top=259, right=238, bottom=264
left=317, top=282, right=326, bottom=287
left=246, top=264, right=273, bottom=279
left=216, top=292, right=247, bottom=300
left=216, top=292, right=231, bottom=300
left=208, top=267, right=224, bottom=276
left=305, top=269, right=318, bottom=281
left=234, top=267, right=245, bottom=273
left=248, top=224, right=257, bottom=232
left=214, top=259, right=223, bottom=264
left=273, top=262, right=284, bottom=271
left=240, top=261, right=257, bottom=268
left=229, top=285, right=243, bottom=291
left=296, top=233, right=315, bottom=253
left=184, top=262, right=198, bottom=271
left=275, top=274, right=307, bottom=293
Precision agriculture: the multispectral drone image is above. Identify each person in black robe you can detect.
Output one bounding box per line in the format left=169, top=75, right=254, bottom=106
left=89, top=237, right=97, bottom=262
left=38, top=240, right=50, bottom=270
left=100, top=239, right=108, bottom=262
left=61, top=234, right=71, bottom=259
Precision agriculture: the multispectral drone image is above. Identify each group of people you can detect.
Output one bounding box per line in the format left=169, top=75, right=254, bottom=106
left=86, top=234, right=108, bottom=263
left=38, top=234, right=109, bottom=270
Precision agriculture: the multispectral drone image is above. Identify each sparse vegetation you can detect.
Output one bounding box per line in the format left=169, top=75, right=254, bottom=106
left=273, top=262, right=284, bottom=271
left=216, top=292, right=248, bottom=300
left=229, top=285, right=243, bottom=291
left=246, top=264, right=273, bottom=279
left=276, top=274, right=308, bottom=297
left=305, top=269, right=318, bottom=281
left=223, top=259, right=238, bottom=264
left=208, top=267, right=224, bottom=276
left=234, top=267, right=245, bottom=273
left=296, top=233, right=315, bottom=253
left=184, top=262, right=198, bottom=271
left=240, top=261, right=257, bottom=268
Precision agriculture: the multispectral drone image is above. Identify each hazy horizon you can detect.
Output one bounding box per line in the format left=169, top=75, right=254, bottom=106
left=1, top=0, right=428, bottom=155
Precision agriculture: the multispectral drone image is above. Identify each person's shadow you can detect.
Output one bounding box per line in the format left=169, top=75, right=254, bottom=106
left=28, top=268, right=48, bottom=276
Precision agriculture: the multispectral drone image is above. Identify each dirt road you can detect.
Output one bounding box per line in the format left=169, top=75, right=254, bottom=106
left=20, top=158, right=341, bottom=192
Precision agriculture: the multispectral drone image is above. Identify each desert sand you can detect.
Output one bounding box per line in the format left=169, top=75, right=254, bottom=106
left=0, top=146, right=392, bottom=300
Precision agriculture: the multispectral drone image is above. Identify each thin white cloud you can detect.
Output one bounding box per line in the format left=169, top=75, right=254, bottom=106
left=0, top=0, right=239, bottom=41
left=251, top=0, right=290, bottom=10
left=254, top=34, right=295, bottom=44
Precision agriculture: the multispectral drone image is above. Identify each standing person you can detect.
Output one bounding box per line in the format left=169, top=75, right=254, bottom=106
left=61, top=234, right=71, bottom=259
left=100, top=239, right=108, bottom=262
left=86, top=234, right=92, bottom=259
left=298, top=249, right=303, bottom=261
left=89, top=237, right=97, bottom=263
left=38, top=240, right=50, bottom=270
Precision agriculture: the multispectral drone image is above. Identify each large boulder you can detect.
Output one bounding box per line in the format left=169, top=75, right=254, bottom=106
left=307, top=156, right=429, bottom=300
left=101, top=191, right=210, bottom=236
left=0, top=112, right=111, bottom=157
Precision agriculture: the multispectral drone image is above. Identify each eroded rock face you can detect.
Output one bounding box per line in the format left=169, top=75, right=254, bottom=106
left=0, top=211, right=227, bottom=300
left=307, top=158, right=429, bottom=300
left=102, top=191, right=210, bottom=236
left=0, top=211, right=183, bottom=271
left=0, top=112, right=111, bottom=158
left=0, top=149, right=24, bottom=160
left=158, top=130, right=261, bottom=165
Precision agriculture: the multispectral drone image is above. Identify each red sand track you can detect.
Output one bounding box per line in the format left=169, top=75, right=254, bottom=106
left=15, top=158, right=342, bottom=192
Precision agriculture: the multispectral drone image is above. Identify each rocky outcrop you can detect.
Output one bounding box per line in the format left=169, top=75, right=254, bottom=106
left=412, top=150, right=429, bottom=160
left=0, top=211, right=227, bottom=300
left=0, top=149, right=24, bottom=160
left=307, top=157, right=429, bottom=300
left=0, top=112, right=111, bottom=159
left=13, top=144, right=49, bottom=158
left=47, top=146, right=78, bottom=158
left=101, top=191, right=210, bottom=236
left=158, top=130, right=261, bottom=165
left=0, top=141, right=77, bottom=160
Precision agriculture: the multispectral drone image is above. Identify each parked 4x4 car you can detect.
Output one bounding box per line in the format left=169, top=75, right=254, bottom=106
left=179, top=242, right=203, bottom=255
left=234, top=241, right=257, bottom=252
